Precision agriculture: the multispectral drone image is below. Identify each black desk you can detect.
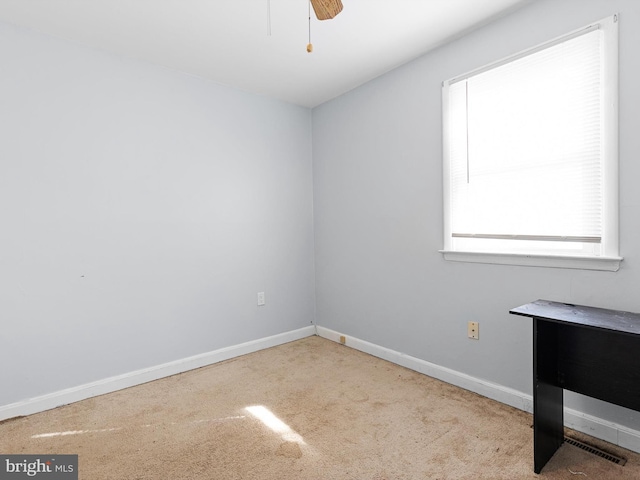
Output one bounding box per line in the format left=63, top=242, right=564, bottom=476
left=510, top=299, right=640, bottom=473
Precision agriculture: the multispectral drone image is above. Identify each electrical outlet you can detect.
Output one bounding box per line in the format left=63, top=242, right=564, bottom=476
left=257, top=292, right=265, bottom=306
left=468, top=321, right=479, bottom=340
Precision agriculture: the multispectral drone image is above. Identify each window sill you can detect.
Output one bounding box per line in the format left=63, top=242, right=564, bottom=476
left=439, top=250, right=622, bottom=272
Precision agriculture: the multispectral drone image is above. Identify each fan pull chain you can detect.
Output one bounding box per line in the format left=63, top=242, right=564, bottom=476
left=307, top=1, right=313, bottom=52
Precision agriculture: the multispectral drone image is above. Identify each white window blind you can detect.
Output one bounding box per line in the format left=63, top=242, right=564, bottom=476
left=442, top=15, right=619, bottom=268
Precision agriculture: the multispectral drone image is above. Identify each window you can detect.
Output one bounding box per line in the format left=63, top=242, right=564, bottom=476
left=441, top=15, right=620, bottom=271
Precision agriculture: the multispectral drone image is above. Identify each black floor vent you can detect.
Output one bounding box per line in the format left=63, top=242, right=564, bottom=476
left=564, top=436, right=627, bottom=466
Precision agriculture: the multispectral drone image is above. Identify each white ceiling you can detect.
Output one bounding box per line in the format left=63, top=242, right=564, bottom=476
left=0, top=0, right=531, bottom=107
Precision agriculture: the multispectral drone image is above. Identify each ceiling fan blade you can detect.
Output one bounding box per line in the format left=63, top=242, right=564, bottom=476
left=310, top=0, right=343, bottom=20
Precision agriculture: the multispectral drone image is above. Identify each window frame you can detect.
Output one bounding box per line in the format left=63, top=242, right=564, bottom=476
left=440, top=14, right=621, bottom=272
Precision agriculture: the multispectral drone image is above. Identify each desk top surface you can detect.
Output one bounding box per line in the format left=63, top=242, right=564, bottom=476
left=510, top=299, right=640, bottom=335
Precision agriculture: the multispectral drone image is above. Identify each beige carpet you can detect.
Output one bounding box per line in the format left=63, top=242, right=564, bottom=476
left=1, top=336, right=639, bottom=479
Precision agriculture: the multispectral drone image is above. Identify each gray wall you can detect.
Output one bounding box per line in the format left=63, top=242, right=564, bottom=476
left=3, top=0, right=640, bottom=433
left=313, top=0, right=640, bottom=429
left=0, top=22, right=315, bottom=406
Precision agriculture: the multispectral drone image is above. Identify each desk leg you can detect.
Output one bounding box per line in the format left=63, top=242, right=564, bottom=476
left=533, top=318, right=564, bottom=474
left=533, top=380, right=563, bottom=473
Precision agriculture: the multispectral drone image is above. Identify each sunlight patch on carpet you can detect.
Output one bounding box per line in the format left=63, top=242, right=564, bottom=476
left=245, top=405, right=306, bottom=445
left=31, top=415, right=246, bottom=439
left=32, top=427, right=122, bottom=438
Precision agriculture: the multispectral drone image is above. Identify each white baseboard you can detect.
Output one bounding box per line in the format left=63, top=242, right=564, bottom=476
left=0, top=326, right=316, bottom=422
left=5, top=324, right=639, bottom=454
left=316, top=326, right=640, bottom=454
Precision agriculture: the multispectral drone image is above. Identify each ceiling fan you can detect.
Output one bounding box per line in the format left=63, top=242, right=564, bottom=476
left=306, top=0, right=343, bottom=52
left=310, top=0, right=343, bottom=21
left=266, top=0, right=343, bottom=52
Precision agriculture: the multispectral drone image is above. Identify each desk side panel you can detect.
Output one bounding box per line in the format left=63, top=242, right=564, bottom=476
left=533, top=318, right=564, bottom=473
